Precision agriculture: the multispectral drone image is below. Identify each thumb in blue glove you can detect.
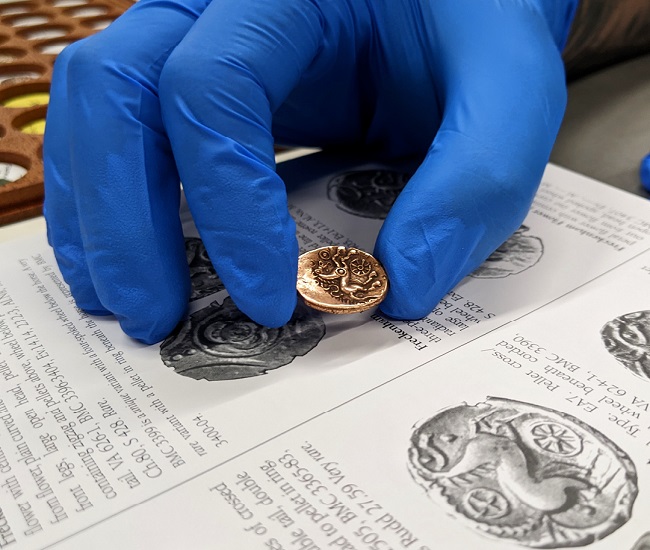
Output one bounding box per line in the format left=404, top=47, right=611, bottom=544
left=372, top=0, right=578, bottom=319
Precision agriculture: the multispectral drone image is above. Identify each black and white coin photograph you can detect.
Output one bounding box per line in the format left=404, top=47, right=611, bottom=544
left=160, top=297, right=326, bottom=381
left=471, top=225, right=544, bottom=279
left=327, top=169, right=411, bottom=219
left=408, top=397, right=637, bottom=548
left=185, top=236, right=225, bottom=301
left=601, top=310, right=650, bottom=380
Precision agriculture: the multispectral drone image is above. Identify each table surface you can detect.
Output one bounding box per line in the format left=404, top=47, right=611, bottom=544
left=550, top=54, right=650, bottom=199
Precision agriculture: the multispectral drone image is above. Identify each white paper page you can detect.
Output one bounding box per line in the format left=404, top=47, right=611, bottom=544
left=0, top=155, right=649, bottom=549
left=64, top=249, right=650, bottom=550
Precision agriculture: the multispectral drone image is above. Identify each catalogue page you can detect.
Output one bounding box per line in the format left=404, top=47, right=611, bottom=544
left=0, top=153, right=649, bottom=549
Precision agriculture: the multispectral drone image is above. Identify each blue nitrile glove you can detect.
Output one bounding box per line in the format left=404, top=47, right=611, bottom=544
left=641, top=153, right=650, bottom=192
left=43, top=0, right=578, bottom=344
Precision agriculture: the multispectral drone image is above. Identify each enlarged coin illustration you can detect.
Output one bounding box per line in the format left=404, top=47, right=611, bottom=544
left=327, top=169, right=410, bottom=219
left=160, top=297, right=325, bottom=381
left=632, top=531, right=650, bottom=550
left=601, top=310, right=650, bottom=380
left=297, top=246, right=389, bottom=314
left=408, top=397, right=637, bottom=548
left=185, top=237, right=225, bottom=301
left=471, top=225, right=544, bottom=279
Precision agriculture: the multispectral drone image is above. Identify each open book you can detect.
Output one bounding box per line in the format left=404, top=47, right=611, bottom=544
left=1, top=152, right=649, bottom=549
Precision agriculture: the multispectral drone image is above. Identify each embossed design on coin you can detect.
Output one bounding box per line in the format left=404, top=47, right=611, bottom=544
left=408, top=397, right=637, bottom=548
left=327, top=169, right=411, bottom=219
left=471, top=225, right=544, bottom=279
left=297, top=246, right=389, bottom=314
left=160, top=297, right=325, bottom=381
left=185, top=237, right=224, bottom=301
left=601, top=310, right=650, bottom=380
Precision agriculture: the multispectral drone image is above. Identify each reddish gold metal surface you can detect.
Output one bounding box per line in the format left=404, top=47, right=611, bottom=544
left=297, top=246, right=388, bottom=314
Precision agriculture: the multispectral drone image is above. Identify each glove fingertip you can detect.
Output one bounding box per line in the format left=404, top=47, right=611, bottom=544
left=378, top=290, right=437, bottom=322
left=376, top=299, right=405, bottom=321
left=61, top=272, right=110, bottom=316
left=114, top=286, right=189, bottom=345
left=118, top=311, right=183, bottom=346
left=238, top=290, right=298, bottom=329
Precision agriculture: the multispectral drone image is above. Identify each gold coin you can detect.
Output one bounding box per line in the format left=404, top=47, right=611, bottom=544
left=297, top=246, right=389, bottom=314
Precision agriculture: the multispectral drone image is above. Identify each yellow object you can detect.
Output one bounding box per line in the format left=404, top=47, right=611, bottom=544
left=3, top=92, right=49, bottom=108
left=20, top=119, right=46, bottom=134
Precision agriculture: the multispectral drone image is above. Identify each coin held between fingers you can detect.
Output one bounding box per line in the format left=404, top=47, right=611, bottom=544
left=296, top=246, right=389, bottom=314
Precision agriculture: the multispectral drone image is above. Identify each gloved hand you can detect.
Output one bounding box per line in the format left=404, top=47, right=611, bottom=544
left=43, top=0, right=578, bottom=344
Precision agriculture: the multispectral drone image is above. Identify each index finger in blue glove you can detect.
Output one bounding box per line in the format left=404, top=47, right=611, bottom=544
left=158, top=0, right=336, bottom=327
left=375, top=0, right=569, bottom=320
left=47, top=0, right=211, bottom=343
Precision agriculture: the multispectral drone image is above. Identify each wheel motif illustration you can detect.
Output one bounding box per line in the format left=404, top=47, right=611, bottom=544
left=349, top=256, right=372, bottom=277
left=530, top=422, right=581, bottom=456
left=464, top=488, right=510, bottom=520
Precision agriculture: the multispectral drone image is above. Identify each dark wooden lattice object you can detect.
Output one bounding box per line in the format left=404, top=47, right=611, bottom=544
left=0, top=0, right=133, bottom=226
